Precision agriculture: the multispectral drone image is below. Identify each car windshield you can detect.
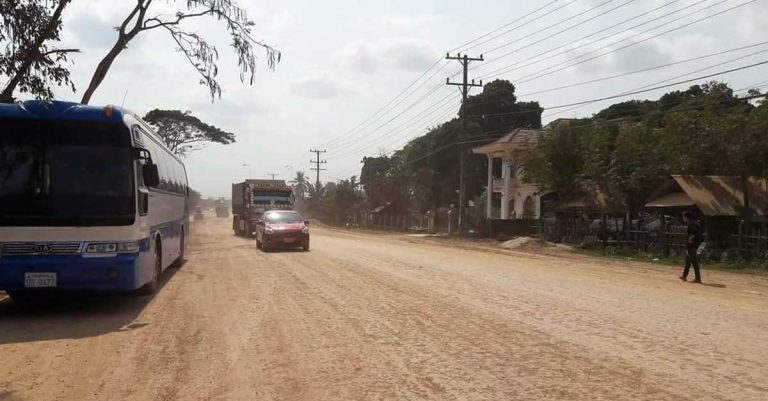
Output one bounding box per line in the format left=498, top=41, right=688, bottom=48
left=0, top=120, right=134, bottom=226
left=264, top=212, right=303, bottom=224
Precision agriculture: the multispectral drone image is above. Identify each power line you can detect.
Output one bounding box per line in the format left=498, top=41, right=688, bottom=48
left=542, top=46, right=768, bottom=119
left=478, top=59, right=768, bottom=118
left=509, top=0, right=756, bottom=86
left=328, top=82, right=452, bottom=154
left=319, top=0, right=587, bottom=153
left=460, top=0, right=579, bottom=53
left=476, top=0, right=707, bottom=80
left=449, top=0, right=562, bottom=52
left=332, top=89, right=768, bottom=181
left=331, top=103, right=461, bottom=180
left=318, top=58, right=446, bottom=148
left=392, top=90, right=768, bottom=170
left=481, top=0, right=632, bottom=56
left=332, top=96, right=460, bottom=159
left=329, top=62, right=454, bottom=150
left=519, top=41, right=768, bottom=98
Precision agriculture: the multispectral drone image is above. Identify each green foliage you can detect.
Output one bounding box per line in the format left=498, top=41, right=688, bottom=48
left=351, top=79, right=542, bottom=215
left=464, top=80, right=542, bottom=132
left=293, top=171, right=308, bottom=200
left=0, top=0, right=76, bottom=102
left=526, top=82, right=768, bottom=214
left=301, top=178, right=365, bottom=225
left=143, top=109, right=235, bottom=155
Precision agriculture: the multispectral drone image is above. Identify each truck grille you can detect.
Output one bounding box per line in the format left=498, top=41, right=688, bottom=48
left=0, top=242, right=83, bottom=256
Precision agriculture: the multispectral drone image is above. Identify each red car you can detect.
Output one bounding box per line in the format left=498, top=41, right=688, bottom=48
left=256, top=210, right=310, bottom=251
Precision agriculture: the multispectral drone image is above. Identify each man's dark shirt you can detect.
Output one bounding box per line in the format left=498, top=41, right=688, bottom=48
left=687, top=219, right=704, bottom=245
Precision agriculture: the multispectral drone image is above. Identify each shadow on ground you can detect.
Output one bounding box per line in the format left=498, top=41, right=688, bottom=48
left=0, top=266, right=179, bottom=345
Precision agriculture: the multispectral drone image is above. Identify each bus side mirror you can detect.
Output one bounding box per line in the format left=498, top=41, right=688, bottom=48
left=143, top=164, right=160, bottom=187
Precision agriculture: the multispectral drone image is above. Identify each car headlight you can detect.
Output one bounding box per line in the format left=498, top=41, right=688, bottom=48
left=85, top=241, right=139, bottom=253
left=301, top=227, right=309, bottom=234
left=265, top=227, right=275, bottom=234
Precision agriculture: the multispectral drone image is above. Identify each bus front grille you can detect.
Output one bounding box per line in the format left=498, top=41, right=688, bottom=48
left=0, top=242, right=83, bottom=256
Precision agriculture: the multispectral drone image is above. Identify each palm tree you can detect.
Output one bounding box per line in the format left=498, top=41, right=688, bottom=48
left=294, top=171, right=308, bottom=199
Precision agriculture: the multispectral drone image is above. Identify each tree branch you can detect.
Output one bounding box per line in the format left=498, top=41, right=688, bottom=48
left=142, top=10, right=214, bottom=31
left=42, top=48, right=80, bottom=56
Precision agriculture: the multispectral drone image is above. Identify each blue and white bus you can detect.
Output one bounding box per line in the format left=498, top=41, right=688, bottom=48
left=0, top=100, right=189, bottom=300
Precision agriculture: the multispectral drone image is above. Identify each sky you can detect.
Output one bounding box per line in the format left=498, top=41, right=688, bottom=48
left=37, top=0, right=768, bottom=197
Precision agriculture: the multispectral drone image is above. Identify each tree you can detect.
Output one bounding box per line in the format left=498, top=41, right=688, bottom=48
left=80, top=0, right=281, bottom=104
left=143, top=109, right=235, bottom=155
left=0, top=0, right=78, bottom=103
left=293, top=171, right=308, bottom=200
left=464, top=79, right=542, bottom=132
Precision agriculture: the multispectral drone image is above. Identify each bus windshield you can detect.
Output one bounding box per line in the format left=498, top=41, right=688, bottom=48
left=0, top=120, right=135, bottom=226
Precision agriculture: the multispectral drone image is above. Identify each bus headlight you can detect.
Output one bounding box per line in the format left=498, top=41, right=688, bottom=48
left=301, top=227, right=309, bottom=234
left=86, top=243, right=117, bottom=253
left=117, top=242, right=140, bottom=252
left=85, top=241, right=139, bottom=254
left=264, top=227, right=275, bottom=234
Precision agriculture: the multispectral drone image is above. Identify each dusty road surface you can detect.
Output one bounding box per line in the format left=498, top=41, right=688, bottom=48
left=1, top=217, right=767, bottom=401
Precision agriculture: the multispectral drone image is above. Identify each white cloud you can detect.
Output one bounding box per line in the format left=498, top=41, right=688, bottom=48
left=373, top=15, right=440, bottom=32
left=332, top=38, right=440, bottom=74
left=291, top=73, right=353, bottom=99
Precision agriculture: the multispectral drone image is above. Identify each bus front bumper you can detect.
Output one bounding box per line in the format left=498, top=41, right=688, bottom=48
left=0, top=254, right=141, bottom=291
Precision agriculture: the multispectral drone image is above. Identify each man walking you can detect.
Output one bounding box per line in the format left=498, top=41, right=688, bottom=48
left=680, top=211, right=703, bottom=283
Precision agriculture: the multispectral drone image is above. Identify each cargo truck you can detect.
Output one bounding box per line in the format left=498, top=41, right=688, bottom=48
left=232, top=179, right=294, bottom=237
left=215, top=198, right=229, bottom=218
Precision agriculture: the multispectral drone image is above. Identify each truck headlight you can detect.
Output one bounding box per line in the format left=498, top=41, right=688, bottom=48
left=265, top=227, right=275, bottom=234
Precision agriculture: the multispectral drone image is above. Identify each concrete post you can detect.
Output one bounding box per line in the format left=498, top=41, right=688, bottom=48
left=501, top=158, right=511, bottom=220
left=487, top=155, right=493, bottom=219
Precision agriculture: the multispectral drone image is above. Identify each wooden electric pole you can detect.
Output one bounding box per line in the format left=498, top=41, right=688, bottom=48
left=309, top=149, right=327, bottom=188
left=446, top=52, right=483, bottom=234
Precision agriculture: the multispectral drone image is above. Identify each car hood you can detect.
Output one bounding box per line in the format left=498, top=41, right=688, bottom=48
left=267, top=222, right=306, bottom=231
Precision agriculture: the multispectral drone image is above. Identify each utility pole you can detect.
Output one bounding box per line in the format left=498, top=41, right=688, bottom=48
left=446, top=52, right=483, bottom=235
left=309, top=149, right=327, bottom=188
left=267, top=173, right=279, bottom=182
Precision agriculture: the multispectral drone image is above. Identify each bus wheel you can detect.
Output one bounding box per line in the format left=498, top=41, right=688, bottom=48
left=172, top=229, right=185, bottom=268
left=6, top=290, right=35, bottom=305
left=138, top=239, right=161, bottom=295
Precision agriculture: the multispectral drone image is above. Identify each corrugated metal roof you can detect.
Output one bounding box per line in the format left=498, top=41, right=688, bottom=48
left=471, top=128, right=545, bottom=155
left=671, top=175, right=768, bottom=217
left=645, top=192, right=695, bottom=208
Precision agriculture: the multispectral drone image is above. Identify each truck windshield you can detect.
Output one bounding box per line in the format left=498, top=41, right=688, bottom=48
left=252, top=192, right=292, bottom=204
left=0, top=120, right=135, bottom=226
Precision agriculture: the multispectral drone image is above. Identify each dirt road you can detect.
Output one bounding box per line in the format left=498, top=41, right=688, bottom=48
left=1, top=217, right=767, bottom=401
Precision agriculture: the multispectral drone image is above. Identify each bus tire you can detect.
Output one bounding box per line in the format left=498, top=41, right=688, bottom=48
left=172, top=228, right=185, bottom=268
left=138, top=238, right=161, bottom=295
left=6, top=290, right=35, bottom=305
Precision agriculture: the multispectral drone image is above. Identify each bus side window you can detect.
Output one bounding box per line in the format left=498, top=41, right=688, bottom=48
left=172, top=160, right=182, bottom=194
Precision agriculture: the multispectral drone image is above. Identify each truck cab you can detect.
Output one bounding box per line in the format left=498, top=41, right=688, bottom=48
left=232, top=179, right=294, bottom=237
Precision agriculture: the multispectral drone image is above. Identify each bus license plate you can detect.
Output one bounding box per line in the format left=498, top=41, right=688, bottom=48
left=283, top=237, right=295, bottom=243
left=24, top=272, right=57, bottom=288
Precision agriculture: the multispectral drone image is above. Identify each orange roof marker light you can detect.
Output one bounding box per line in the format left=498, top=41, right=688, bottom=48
left=104, top=104, right=114, bottom=118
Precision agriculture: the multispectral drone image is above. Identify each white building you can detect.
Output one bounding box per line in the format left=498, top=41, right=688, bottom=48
left=472, top=128, right=545, bottom=220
